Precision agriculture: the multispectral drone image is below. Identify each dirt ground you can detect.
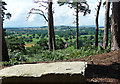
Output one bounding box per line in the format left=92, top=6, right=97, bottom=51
left=51, top=50, right=120, bottom=83
left=0, top=50, right=120, bottom=83
left=81, top=50, right=120, bottom=83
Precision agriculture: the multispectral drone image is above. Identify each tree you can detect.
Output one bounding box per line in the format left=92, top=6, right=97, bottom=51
left=37, top=38, right=48, bottom=50
left=103, top=0, right=110, bottom=49
left=0, top=1, right=11, bottom=62
left=6, top=36, right=26, bottom=52
left=0, top=3, right=2, bottom=62
left=76, top=2, right=79, bottom=49
left=48, top=0, right=56, bottom=50
left=111, top=2, right=120, bottom=51
left=58, top=0, right=90, bottom=49
left=28, top=0, right=56, bottom=51
left=95, top=0, right=102, bottom=47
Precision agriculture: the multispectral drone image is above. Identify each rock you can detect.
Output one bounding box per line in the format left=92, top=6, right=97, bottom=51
left=0, top=62, right=87, bottom=84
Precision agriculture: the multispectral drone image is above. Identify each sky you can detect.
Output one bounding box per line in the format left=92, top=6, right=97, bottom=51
left=3, top=0, right=109, bottom=28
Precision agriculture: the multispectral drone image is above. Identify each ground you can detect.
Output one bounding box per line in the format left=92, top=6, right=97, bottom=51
left=81, top=50, right=120, bottom=83
left=51, top=50, right=120, bottom=83
left=0, top=50, right=120, bottom=83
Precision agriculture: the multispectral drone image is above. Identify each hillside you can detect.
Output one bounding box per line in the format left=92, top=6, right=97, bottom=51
left=1, top=50, right=120, bottom=83
left=80, top=50, right=120, bottom=83
left=50, top=50, right=120, bottom=83
left=22, top=50, right=120, bottom=83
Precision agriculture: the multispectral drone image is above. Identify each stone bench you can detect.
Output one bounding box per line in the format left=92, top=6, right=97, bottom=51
left=0, top=62, right=87, bottom=84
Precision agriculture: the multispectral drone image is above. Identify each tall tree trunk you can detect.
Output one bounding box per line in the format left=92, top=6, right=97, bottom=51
left=103, top=0, right=110, bottom=49
left=0, top=7, right=9, bottom=62
left=111, top=2, right=120, bottom=51
left=48, top=0, right=56, bottom=50
left=95, top=0, right=102, bottom=47
left=76, top=2, right=79, bottom=49
left=51, top=19, right=56, bottom=50
left=0, top=8, right=2, bottom=62
left=2, top=27, right=9, bottom=61
left=51, top=1, right=56, bottom=50
left=48, top=0, right=53, bottom=51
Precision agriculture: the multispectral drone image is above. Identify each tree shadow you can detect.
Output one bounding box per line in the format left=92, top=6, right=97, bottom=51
left=85, top=62, right=120, bottom=80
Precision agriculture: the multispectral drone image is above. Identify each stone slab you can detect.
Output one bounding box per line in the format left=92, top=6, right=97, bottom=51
left=0, top=62, right=87, bottom=83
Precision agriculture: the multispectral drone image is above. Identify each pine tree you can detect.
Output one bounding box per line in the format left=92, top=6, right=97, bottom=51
left=111, top=2, right=120, bottom=51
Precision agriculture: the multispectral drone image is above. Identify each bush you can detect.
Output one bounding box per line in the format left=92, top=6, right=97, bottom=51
left=6, top=36, right=26, bottom=52
left=7, top=44, right=110, bottom=64
left=56, top=39, right=65, bottom=49
left=37, top=38, right=48, bottom=50
left=8, top=50, right=28, bottom=62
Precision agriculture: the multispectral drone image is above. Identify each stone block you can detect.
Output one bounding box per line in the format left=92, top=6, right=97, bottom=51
left=0, top=62, right=87, bottom=84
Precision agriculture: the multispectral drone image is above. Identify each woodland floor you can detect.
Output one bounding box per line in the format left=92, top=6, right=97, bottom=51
left=1, top=50, right=120, bottom=83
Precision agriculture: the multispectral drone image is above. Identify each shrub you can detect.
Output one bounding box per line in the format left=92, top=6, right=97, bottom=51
left=56, top=39, right=65, bottom=49
left=6, top=36, right=26, bottom=52
left=37, top=38, right=48, bottom=50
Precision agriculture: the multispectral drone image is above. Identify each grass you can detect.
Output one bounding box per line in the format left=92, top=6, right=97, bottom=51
left=25, top=44, right=35, bottom=48
left=22, top=34, right=27, bottom=37
left=80, top=35, right=95, bottom=37
left=99, top=28, right=104, bottom=30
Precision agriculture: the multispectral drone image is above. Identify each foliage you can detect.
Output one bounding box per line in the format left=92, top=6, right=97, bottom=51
left=1, top=50, right=27, bottom=66
left=0, top=1, right=11, bottom=20
left=56, top=38, right=65, bottom=49
left=36, top=38, right=48, bottom=50
left=3, top=27, right=111, bottom=66
left=6, top=36, right=26, bottom=52
left=8, top=50, right=28, bottom=62
left=7, top=45, right=107, bottom=63
left=58, top=0, right=91, bottom=16
left=1, top=59, right=24, bottom=66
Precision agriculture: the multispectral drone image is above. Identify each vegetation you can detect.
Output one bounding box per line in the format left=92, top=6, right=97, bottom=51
left=1, top=1, right=120, bottom=67
left=1, top=26, right=110, bottom=66
left=0, top=0, right=11, bottom=62
left=95, top=0, right=102, bottom=47
left=103, top=0, right=111, bottom=49
left=58, top=0, right=91, bottom=49
left=28, top=0, right=56, bottom=51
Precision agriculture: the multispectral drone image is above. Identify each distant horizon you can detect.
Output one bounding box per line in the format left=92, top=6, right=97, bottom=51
left=4, top=25, right=104, bottom=29
left=4, top=0, right=107, bottom=28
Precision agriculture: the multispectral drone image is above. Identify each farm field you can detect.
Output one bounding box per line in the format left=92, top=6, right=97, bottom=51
left=25, top=44, right=35, bottom=48
left=4, top=26, right=111, bottom=64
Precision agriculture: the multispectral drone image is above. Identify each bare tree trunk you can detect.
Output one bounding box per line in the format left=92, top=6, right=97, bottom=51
left=48, top=1, right=53, bottom=51
left=0, top=7, right=9, bottom=62
left=51, top=1, right=56, bottom=50
left=103, top=0, right=110, bottom=49
left=111, top=2, right=120, bottom=51
left=0, top=8, right=2, bottom=62
left=95, top=0, right=102, bottom=47
left=48, top=0, right=56, bottom=50
left=76, top=2, right=79, bottom=49
left=51, top=18, right=56, bottom=50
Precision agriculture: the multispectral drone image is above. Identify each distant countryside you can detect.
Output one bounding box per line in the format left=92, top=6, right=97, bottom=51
left=1, top=0, right=120, bottom=83
left=1, top=0, right=119, bottom=66
left=3, top=26, right=110, bottom=65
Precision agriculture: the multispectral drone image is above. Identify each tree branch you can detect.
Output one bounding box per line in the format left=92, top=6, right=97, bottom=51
left=27, top=8, right=48, bottom=22
left=38, top=3, right=48, bottom=9
left=34, top=0, right=48, bottom=4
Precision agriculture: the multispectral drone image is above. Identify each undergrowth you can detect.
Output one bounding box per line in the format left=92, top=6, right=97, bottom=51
left=1, top=45, right=110, bottom=66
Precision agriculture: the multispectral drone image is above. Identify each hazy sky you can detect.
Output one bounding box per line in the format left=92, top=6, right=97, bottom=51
left=3, top=0, right=109, bottom=27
